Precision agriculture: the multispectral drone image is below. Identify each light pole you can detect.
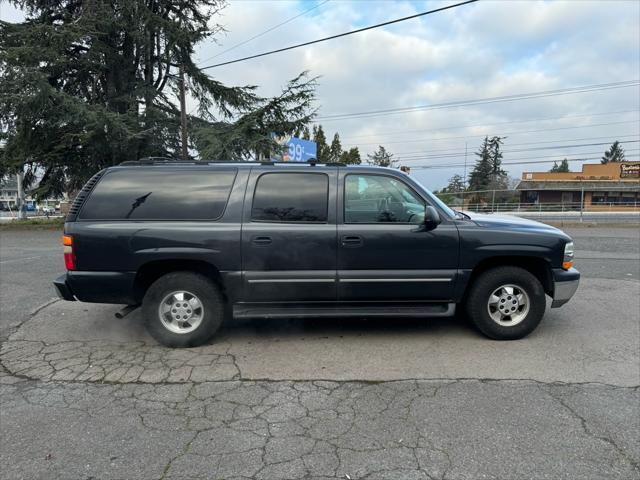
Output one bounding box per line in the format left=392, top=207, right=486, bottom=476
left=16, top=171, right=26, bottom=220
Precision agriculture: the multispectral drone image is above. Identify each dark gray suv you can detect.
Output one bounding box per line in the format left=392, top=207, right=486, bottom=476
left=54, top=159, right=579, bottom=347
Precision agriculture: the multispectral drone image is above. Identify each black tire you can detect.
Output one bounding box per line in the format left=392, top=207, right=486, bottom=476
left=142, top=271, right=225, bottom=348
left=465, top=266, right=546, bottom=340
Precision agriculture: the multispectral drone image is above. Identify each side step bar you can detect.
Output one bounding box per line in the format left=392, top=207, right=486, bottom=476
left=233, top=303, right=456, bottom=319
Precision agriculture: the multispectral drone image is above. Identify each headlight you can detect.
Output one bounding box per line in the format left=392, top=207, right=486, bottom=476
left=563, top=241, right=574, bottom=270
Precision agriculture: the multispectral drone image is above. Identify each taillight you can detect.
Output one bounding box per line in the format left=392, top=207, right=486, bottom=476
left=63, top=235, right=76, bottom=270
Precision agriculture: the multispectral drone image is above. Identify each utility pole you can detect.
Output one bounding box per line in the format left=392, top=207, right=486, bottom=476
left=463, top=141, right=468, bottom=188
left=462, top=141, right=468, bottom=208
left=179, top=63, right=188, bottom=161
left=580, top=184, right=584, bottom=223
left=16, top=171, right=26, bottom=220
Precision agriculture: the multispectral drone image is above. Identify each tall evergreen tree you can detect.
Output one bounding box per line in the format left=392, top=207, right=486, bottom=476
left=468, top=136, right=508, bottom=191
left=301, top=126, right=311, bottom=141
left=312, top=124, right=329, bottom=162
left=0, top=0, right=316, bottom=197
left=487, top=136, right=507, bottom=190
left=468, top=137, right=493, bottom=191
left=329, top=133, right=342, bottom=162
left=367, top=145, right=396, bottom=167
left=488, top=136, right=506, bottom=179
left=340, top=147, right=361, bottom=165
left=601, top=141, right=626, bottom=164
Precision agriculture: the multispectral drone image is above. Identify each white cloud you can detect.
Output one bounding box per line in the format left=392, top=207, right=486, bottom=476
left=196, top=0, right=639, bottom=188
left=5, top=0, right=639, bottom=188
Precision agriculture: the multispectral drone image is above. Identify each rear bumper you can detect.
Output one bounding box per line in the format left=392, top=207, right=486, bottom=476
left=551, top=267, right=580, bottom=308
left=53, top=274, right=76, bottom=301
left=53, top=271, right=137, bottom=304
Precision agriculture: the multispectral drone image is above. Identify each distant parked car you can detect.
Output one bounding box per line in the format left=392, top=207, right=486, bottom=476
left=54, top=159, right=579, bottom=347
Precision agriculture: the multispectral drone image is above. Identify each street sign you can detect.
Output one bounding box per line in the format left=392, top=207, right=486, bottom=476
left=272, top=136, right=317, bottom=163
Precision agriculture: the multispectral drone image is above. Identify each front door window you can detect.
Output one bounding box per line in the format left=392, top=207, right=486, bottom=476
left=344, top=174, right=425, bottom=224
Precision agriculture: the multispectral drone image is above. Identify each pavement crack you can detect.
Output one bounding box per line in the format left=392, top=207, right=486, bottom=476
left=545, top=387, right=640, bottom=473
left=159, top=431, right=199, bottom=480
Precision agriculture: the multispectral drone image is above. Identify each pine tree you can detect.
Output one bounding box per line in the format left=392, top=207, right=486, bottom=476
left=329, top=133, right=342, bottom=162
left=488, top=136, right=506, bottom=179
left=487, top=136, right=508, bottom=190
left=367, top=146, right=396, bottom=167
left=468, top=136, right=508, bottom=192
left=445, top=174, right=465, bottom=193
left=468, top=137, right=493, bottom=191
left=0, top=1, right=317, bottom=197
left=313, top=125, right=329, bottom=162
left=601, top=141, right=626, bottom=164
left=340, top=147, right=362, bottom=165
left=550, top=159, right=570, bottom=172
left=302, top=126, right=311, bottom=141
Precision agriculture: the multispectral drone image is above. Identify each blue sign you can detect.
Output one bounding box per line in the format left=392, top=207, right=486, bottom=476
left=272, top=136, right=317, bottom=162
left=286, top=137, right=317, bottom=162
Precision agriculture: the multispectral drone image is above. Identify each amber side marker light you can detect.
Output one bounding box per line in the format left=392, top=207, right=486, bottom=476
left=63, top=235, right=75, bottom=270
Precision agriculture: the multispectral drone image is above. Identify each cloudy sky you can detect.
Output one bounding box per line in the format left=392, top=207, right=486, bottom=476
left=2, top=0, right=639, bottom=189
left=193, top=0, right=640, bottom=189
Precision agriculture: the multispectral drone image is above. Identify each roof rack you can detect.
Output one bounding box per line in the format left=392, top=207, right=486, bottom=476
left=119, top=158, right=347, bottom=167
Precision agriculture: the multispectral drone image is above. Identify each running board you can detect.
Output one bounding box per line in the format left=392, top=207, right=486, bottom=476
left=233, top=303, right=456, bottom=319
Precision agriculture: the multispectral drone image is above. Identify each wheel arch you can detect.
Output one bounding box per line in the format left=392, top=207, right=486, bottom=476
left=133, top=259, right=226, bottom=303
left=464, top=255, right=554, bottom=300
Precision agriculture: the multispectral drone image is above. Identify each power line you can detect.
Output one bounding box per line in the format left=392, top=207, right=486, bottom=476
left=199, top=0, right=478, bottom=70
left=199, top=0, right=331, bottom=65
left=399, top=149, right=640, bottom=164
left=392, top=134, right=640, bottom=158
left=341, top=109, right=639, bottom=141
left=397, top=139, right=640, bottom=160
left=408, top=156, right=640, bottom=170
left=347, top=120, right=640, bottom=148
left=317, top=80, right=640, bottom=122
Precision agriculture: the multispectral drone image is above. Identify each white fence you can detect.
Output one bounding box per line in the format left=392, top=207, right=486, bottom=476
left=461, top=201, right=640, bottom=213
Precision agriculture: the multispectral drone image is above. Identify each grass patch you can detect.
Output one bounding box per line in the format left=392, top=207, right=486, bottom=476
left=0, top=217, right=65, bottom=230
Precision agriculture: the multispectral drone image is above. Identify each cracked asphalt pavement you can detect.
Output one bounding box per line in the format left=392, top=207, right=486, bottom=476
left=1, top=226, right=639, bottom=479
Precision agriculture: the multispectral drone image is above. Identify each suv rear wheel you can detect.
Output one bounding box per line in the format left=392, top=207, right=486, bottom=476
left=466, top=266, right=546, bottom=340
left=142, top=272, right=225, bottom=348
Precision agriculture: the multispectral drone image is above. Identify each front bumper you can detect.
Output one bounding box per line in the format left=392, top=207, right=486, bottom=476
left=53, top=274, right=76, bottom=301
left=551, top=267, right=580, bottom=308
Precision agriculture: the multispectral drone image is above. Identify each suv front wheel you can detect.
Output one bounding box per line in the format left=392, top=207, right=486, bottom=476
left=142, top=272, right=225, bottom=347
left=466, top=266, right=546, bottom=340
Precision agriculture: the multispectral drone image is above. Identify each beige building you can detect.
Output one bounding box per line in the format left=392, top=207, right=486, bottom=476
left=516, top=162, right=640, bottom=211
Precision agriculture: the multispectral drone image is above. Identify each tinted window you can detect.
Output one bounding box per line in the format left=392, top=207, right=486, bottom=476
left=80, top=169, right=236, bottom=220
left=252, top=173, right=328, bottom=222
left=345, top=174, right=425, bottom=223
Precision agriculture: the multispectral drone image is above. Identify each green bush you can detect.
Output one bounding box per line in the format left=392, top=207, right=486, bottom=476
left=0, top=217, right=64, bottom=230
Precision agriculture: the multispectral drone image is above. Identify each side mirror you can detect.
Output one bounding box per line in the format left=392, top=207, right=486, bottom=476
left=424, top=206, right=441, bottom=228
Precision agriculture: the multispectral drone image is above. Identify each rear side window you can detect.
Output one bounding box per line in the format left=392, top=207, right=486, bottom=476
left=80, top=169, right=237, bottom=220
left=251, top=173, right=328, bottom=222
